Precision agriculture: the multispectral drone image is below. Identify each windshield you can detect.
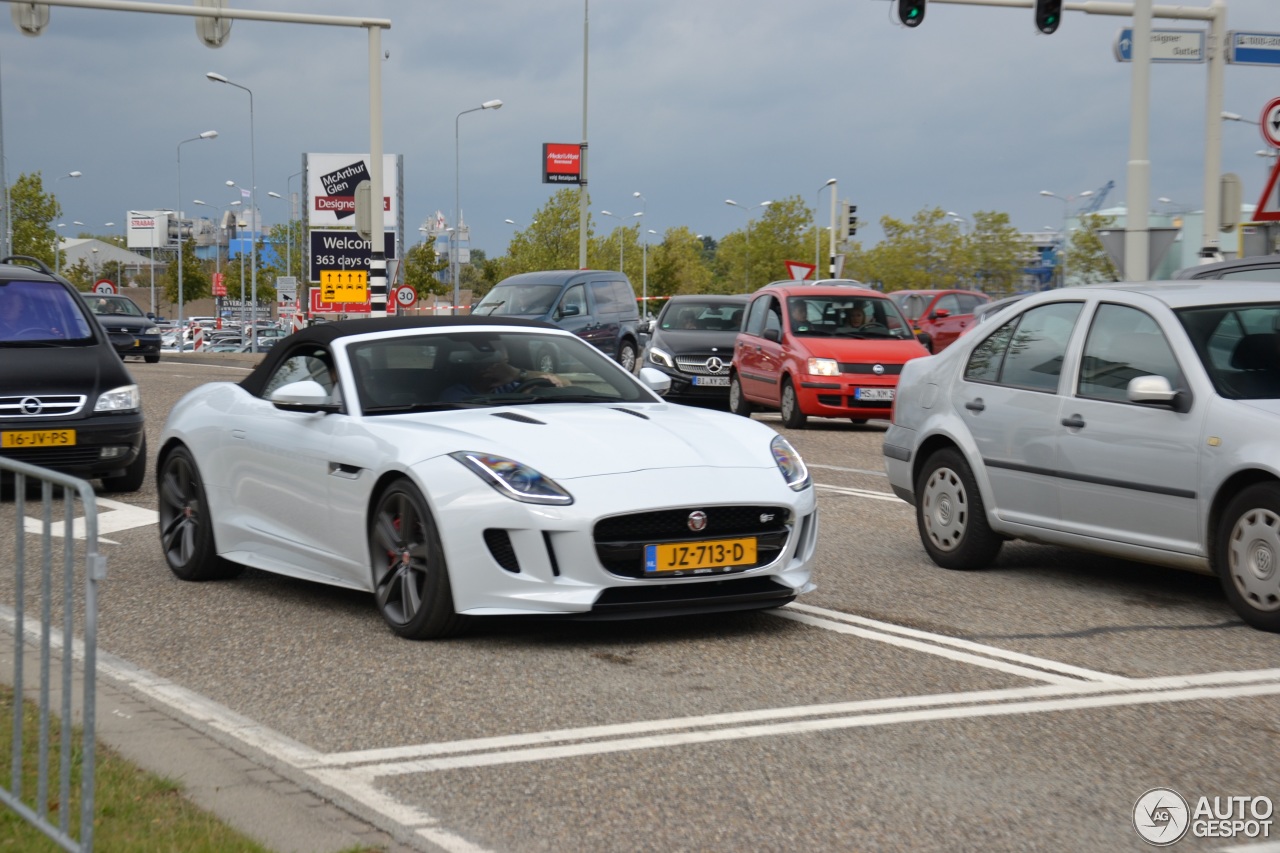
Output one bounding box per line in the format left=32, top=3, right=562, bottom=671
left=346, top=330, right=657, bottom=412
left=1178, top=302, right=1280, bottom=400
left=473, top=284, right=563, bottom=317
left=786, top=295, right=914, bottom=340
left=0, top=280, right=96, bottom=345
left=89, top=295, right=145, bottom=317
left=658, top=301, right=745, bottom=332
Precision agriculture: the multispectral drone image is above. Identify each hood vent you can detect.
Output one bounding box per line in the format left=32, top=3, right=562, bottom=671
left=492, top=410, right=545, bottom=425
left=611, top=407, right=650, bottom=420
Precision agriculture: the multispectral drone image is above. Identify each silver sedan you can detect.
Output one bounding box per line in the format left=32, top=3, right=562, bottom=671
left=883, top=281, right=1280, bottom=632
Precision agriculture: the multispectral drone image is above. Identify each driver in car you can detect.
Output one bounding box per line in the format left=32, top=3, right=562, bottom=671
left=440, top=344, right=564, bottom=402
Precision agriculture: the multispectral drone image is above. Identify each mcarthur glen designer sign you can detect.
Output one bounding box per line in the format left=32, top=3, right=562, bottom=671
left=304, top=153, right=402, bottom=229
left=543, top=143, right=582, bottom=184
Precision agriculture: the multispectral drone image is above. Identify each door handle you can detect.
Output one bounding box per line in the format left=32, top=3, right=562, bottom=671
left=1061, top=414, right=1086, bottom=429
left=964, top=398, right=985, bottom=413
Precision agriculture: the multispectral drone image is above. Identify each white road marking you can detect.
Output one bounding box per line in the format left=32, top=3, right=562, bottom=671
left=783, top=603, right=1129, bottom=683
left=808, top=463, right=888, bottom=478
left=815, top=483, right=905, bottom=502
left=21, top=497, right=157, bottom=545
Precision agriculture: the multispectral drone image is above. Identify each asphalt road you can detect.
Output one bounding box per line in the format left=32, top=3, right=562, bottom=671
left=8, top=357, right=1280, bottom=853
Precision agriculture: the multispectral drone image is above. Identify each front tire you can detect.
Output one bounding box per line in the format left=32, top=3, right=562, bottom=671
left=728, top=373, right=753, bottom=417
left=158, top=446, right=242, bottom=581
left=915, top=448, right=1002, bottom=570
left=780, top=377, right=806, bottom=429
left=618, top=339, right=638, bottom=374
left=145, top=354, right=160, bottom=364
left=1216, top=483, right=1280, bottom=632
left=369, top=480, right=466, bottom=640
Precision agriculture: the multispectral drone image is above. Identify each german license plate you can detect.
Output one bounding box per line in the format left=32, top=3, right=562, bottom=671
left=854, top=387, right=894, bottom=402
left=644, top=537, right=757, bottom=574
left=1, top=429, right=76, bottom=448
left=693, top=375, right=729, bottom=387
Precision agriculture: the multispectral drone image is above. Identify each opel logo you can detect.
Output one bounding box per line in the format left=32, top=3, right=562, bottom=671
left=705, top=357, right=724, bottom=374
left=687, top=511, right=708, bottom=532
left=21, top=396, right=42, bottom=415
left=873, top=363, right=885, bottom=375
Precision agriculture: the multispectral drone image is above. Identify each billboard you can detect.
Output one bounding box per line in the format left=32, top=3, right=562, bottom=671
left=126, top=210, right=180, bottom=250
left=305, top=153, right=401, bottom=229
left=308, top=230, right=397, bottom=282
left=543, top=143, right=582, bottom=184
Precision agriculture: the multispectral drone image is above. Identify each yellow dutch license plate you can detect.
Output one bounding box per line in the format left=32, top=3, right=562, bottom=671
left=1, top=429, right=77, bottom=448
left=644, top=537, right=757, bottom=575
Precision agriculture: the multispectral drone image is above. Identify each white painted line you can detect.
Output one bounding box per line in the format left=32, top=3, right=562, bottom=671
left=785, top=603, right=1129, bottom=684
left=815, top=483, right=905, bottom=502
left=21, top=497, right=157, bottom=541
left=312, top=669, right=1280, bottom=770
left=808, top=463, right=888, bottom=478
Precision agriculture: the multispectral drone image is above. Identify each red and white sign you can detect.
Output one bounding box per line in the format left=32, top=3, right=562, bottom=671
left=1261, top=96, right=1280, bottom=149
left=1254, top=155, right=1280, bottom=222
left=543, top=143, right=582, bottom=184
left=212, top=272, right=227, bottom=297
left=310, top=288, right=370, bottom=315
left=393, top=285, right=417, bottom=309
left=92, top=279, right=117, bottom=294
left=784, top=260, right=816, bottom=281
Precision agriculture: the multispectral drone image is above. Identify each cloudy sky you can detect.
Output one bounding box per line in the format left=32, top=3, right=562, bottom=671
left=2, top=0, right=1276, bottom=264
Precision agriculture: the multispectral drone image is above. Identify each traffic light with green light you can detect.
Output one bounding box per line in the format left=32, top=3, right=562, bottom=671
left=898, top=0, right=925, bottom=28
left=1034, top=0, right=1062, bottom=34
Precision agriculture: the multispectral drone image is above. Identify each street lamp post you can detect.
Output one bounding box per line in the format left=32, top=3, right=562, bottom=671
left=643, top=229, right=657, bottom=316
left=52, top=170, right=81, bottom=275
left=207, top=72, right=258, bottom=350
left=177, top=132, right=217, bottom=336
left=1038, top=190, right=1091, bottom=287
left=725, top=199, right=772, bottom=292
left=455, top=99, right=503, bottom=315
left=815, top=179, right=836, bottom=278
left=600, top=210, right=623, bottom=272
left=266, top=191, right=290, bottom=278
left=633, top=192, right=648, bottom=308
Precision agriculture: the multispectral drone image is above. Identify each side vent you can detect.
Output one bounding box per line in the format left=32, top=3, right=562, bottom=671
left=542, top=532, right=561, bottom=577
left=483, top=529, right=521, bottom=573
left=611, top=407, right=650, bottom=420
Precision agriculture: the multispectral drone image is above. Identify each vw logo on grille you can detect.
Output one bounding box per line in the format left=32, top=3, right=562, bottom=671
left=687, top=510, right=708, bottom=532
left=873, top=363, right=885, bottom=375
left=705, top=357, right=725, bottom=374
left=21, top=396, right=42, bottom=415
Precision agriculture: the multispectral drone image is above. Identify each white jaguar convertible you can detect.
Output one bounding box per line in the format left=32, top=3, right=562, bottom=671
left=157, top=317, right=818, bottom=639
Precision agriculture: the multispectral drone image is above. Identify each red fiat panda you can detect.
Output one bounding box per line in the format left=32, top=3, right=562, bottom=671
left=730, top=282, right=930, bottom=428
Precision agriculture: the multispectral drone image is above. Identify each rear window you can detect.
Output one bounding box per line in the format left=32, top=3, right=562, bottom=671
left=0, top=279, right=96, bottom=344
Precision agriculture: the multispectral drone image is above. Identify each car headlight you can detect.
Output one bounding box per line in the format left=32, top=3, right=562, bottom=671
left=450, top=452, right=574, bottom=505
left=94, top=384, right=141, bottom=413
left=770, top=435, right=811, bottom=491
left=648, top=346, right=675, bottom=369
left=806, top=357, right=840, bottom=376
left=144, top=325, right=160, bottom=335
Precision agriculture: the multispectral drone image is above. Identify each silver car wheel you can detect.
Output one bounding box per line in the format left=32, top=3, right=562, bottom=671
left=1227, top=506, right=1280, bottom=613
left=921, top=466, right=967, bottom=553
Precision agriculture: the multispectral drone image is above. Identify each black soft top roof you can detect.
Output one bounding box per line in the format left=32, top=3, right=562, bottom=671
left=238, top=315, right=554, bottom=396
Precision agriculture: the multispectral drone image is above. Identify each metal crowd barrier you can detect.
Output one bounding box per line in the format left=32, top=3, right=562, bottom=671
left=1, top=457, right=104, bottom=852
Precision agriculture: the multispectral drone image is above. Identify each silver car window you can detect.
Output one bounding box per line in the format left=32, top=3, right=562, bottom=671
left=965, top=302, right=1082, bottom=392
left=1078, top=304, right=1182, bottom=402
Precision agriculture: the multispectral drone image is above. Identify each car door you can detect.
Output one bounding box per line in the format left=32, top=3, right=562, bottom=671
left=735, top=293, right=784, bottom=404
left=552, top=283, right=597, bottom=347
left=926, top=293, right=968, bottom=352
left=588, top=280, right=622, bottom=355
left=955, top=300, right=1084, bottom=529
left=1052, top=302, right=1202, bottom=554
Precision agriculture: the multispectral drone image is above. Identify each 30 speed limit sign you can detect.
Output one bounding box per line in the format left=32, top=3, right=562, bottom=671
left=393, top=285, right=417, bottom=309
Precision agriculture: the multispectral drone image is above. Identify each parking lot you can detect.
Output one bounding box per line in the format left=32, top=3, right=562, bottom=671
left=5, top=357, right=1280, bottom=852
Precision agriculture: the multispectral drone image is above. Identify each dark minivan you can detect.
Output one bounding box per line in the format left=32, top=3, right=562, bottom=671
left=472, top=270, right=643, bottom=372
left=0, top=257, right=146, bottom=492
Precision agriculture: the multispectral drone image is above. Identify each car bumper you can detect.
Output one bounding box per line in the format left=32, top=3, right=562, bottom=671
left=107, top=333, right=161, bottom=358
left=417, top=460, right=820, bottom=617
left=0, top=412, right=145, bottom=481
left=796, top=377, right=898, bottom=420
left=882, top=424, right=917, bottom=505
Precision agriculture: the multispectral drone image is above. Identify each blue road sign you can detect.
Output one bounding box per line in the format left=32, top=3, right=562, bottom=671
left=1114, top=28, right=1206, bottom=63
left=1227, top=32, right=1280, bottom=67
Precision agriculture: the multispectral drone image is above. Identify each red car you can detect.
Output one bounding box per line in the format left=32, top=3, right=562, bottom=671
left=887, top=289, right=990, bottom=353
left=729, top=283, right=930, bottom=428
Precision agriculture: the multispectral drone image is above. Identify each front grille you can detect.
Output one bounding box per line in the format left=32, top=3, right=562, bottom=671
left=674, top=355, right=731, bottom=376
left=582, top=577, right=797, bottom=619
left=0, top=395, right=86, bottom=418
left=0, top=446, right=102, bottom=467
left=839, top=363, right=903, bottom=375
left=594, top=505, right=790, bottom=579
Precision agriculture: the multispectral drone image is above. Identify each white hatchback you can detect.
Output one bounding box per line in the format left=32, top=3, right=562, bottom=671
left=883, top=282, right=1280, bottom=632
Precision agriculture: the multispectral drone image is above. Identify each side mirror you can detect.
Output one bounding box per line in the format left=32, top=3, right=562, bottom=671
left=931, top=308, right=951, bottom=319
left=1127, top=375, right=1191, bottom=413
left=638, top=366, right=672, bottom=396
left=559, top=304, right=580, bottom=318
left=639, top=318, right=653, bottom=334
left=270, top=379, right=331, bottom=408
left=763, top=328, right=781, bottom=343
